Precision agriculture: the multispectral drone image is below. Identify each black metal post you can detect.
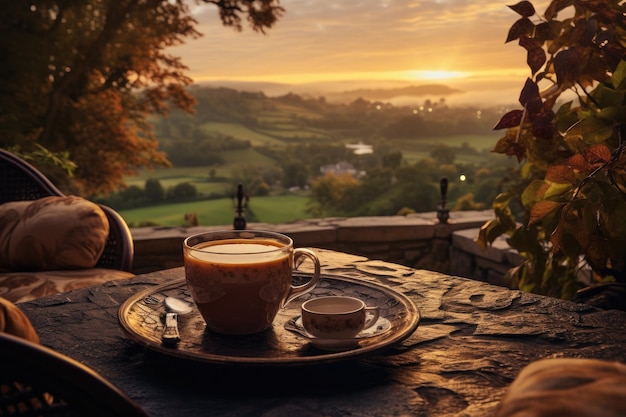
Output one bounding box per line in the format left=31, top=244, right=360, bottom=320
left=437, top=177, right=449, bottom=224
left=233, top=183, right=247, bottom=230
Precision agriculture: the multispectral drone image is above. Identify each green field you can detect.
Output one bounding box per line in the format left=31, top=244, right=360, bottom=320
left=120, top=194, right=310, bottom=227
left=125, top=148, right=277, bottom=195
left=199, top=122, right=285, bottom=147
left=397, top=133, right=500, bottom=165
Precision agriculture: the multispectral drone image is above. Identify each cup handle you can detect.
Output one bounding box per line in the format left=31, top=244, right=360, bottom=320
left=283, top=248, right=321, bottom=306
left=363, top=307, right=380, bottom=330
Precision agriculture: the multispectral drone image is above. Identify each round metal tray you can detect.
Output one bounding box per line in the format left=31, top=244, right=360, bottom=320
left=118, top=272, right=420, bottom=366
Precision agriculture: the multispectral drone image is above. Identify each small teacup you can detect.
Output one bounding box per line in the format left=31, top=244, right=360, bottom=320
left=301, top=296, right=379, bottom=340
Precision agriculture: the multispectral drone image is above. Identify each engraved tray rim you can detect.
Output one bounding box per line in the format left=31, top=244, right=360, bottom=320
left=118, top=272, right=420, bottom=366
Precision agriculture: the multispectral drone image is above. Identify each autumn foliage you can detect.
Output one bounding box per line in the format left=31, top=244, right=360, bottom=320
left=0, top=0, right=283, bottom=195
left=478, top=0, right=626, bottom=298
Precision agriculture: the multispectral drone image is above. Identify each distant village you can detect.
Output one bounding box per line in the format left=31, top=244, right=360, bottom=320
left=319, top=142, right=372, bottom=177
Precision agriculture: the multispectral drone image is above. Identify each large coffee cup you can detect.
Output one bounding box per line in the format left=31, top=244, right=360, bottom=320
left=183, top=230, right=321, bottom=335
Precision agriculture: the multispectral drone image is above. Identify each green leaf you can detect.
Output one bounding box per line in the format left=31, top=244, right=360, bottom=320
left=493, top=192, right=513, bottom=209
left=584, top=180, right=621, bottom=206
left=602, top=201, right=626, bottom=239
left=478, top=219, right=513, bottom=247
left=534, top=21, right=560, bottom=42
left=545, top=182, right=572, bottom=199
left=554, top=101, right=578, bottom=133
left=597, top=106, right=626, bottom=124
left=564, top=117, right=614, bottom=144
left=522, top=180, right=548, bottom=206
left=508, top=226, right=541, bottom=254
left=591, top=83, right=624, bottom=107
left=611, top=59, right=626, bottom=90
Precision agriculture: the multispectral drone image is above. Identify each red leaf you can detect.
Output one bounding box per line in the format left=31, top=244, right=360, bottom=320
left=550, top=217, right=565, bottom=253
left=532, top=124, right=555, bottom=139
left=494, top=109, right=524, bottom=130
left=506, top=17, right=535, bottom=43
left=509, top=143, right=527, bottom=163
left=528, top=101, right=555, bottom=124
left=519, top=78, right=542, bottom=112
left=546, top=165, right=576, bottom=184
left=508, top=1, right=536, bottom=17
left=567, top=154, right=593, bottom=173
left=519, top=36, right=546, bottom=74
left=529, top=200, right=563, bottom=225
left=553, top=49, right=582, bottom=86
left=583, top=144, right=612, bottom=166
left=529, top=101, right=555, bottom=139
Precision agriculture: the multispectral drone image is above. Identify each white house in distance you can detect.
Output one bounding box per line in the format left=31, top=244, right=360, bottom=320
left=319, top=161, right=358, bottom=176
left=346, top=142, right=373, bottom=155
left=319, top=143, right=373, bottom=178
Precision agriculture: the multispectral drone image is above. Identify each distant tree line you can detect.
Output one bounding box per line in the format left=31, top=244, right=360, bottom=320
left=98, top=179, right=202, bottom=210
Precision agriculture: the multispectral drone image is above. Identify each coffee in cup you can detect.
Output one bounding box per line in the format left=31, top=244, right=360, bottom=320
left=183, top=230, right=321, bottom=335
left=301, top=296, right=379, bottom=340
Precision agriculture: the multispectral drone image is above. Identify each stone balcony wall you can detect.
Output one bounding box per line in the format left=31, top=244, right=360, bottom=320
left=130, top=210, right=523, bottom=288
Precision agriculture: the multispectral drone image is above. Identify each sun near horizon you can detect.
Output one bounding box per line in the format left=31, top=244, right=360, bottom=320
left=189, top=67, right=529, bottom=93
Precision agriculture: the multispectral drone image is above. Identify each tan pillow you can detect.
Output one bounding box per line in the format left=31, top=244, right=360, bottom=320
left=0, top=196, right=109, bottom=271
left=494, top=358, right=626, bottom=417
left=0, top=297, right=39, bottom=343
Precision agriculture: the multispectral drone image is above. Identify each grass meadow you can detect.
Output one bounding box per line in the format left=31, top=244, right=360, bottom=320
left=120, top=194, right=310, bottom=227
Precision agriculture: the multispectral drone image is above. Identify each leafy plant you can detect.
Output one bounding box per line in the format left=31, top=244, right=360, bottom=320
left=478, top=0, right=626, bottom=299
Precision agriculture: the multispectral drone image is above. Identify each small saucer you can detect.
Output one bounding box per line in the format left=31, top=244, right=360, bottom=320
left=284, top=316, right=392, bottom=351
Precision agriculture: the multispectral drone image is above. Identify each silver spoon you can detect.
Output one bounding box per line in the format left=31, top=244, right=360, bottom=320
left=162, top=296, right=193, bottom=346
left=165, top=296, right=193, bottom=314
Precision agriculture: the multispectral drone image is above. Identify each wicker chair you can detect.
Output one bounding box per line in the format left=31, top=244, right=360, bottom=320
left=0, top=332, right=149, bottom=417
left=0, top=149, right=133, bottom=272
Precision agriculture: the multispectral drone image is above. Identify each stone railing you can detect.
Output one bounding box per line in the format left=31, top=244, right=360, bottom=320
left=130, top=210, right=523, bottom=288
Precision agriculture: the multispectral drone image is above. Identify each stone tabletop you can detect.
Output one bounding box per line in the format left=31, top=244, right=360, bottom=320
left=18, top=249, right=626, bottom=417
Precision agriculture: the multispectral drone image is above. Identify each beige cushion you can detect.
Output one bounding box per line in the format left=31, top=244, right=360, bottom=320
left=0, top=297, right=39, bottom=343
left=0, top=269, right=135, bottom=304
left=495, top=358, right=626, bottom=417
left=0, top=196, right=109, bottom=271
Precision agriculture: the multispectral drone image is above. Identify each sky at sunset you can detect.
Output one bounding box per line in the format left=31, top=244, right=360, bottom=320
left=171, top=0, right=552, bottom=105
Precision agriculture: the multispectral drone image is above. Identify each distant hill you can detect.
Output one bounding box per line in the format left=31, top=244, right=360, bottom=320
left=324, top=84, right=463, bottom=102
left=198, top=80, right=463, bottom=103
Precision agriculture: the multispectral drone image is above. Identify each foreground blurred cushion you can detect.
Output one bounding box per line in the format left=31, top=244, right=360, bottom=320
left=0, top=196, right=109, bottom=271
left=0, top=297, right=39, bottom=343
left=494, top=357, right=626, bottom=417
